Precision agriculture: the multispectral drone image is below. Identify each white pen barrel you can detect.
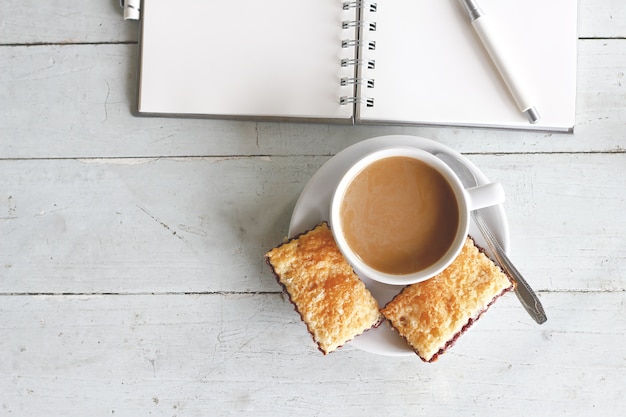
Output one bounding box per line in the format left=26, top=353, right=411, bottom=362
left=123, top=0, right=140, bottom=20
left=472, top=15, right=537, bottom=120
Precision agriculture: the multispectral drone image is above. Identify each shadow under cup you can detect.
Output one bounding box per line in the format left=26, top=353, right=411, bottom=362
left=329, top=146, right=504, bottom=286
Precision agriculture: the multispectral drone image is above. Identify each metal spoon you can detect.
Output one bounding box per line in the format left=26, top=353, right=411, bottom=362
left=436, top=152, right=547, bottom=324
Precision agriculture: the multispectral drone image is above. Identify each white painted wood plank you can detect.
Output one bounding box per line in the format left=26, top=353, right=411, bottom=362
left=1, top=153, right=624, bottom=293
left=474, top=153, right=626, bottom=292
left=0, top=156, right=318, bottom=294
left=0, top=0, right=138, bottom=44
left=0, top=292, right=624, bottom=416
left=0, top=44, right=261, bottom=159
left=1, top=40, right=624, bottom=158
left=1, top=0, right=625, bottom=44
left=578, top=0, right=626, bottom=38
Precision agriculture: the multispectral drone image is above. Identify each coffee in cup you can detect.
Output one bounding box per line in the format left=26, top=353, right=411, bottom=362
left=330, top=146, right=504, bottom=285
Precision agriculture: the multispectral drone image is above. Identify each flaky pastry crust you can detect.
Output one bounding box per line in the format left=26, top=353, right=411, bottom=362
left=381, top=236, right=514, bottom=362
left=266, top=222, right=382, bottom=354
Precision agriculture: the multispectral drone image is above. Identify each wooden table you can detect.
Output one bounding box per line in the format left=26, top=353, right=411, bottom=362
left=2, top=1, right=625, bottom=415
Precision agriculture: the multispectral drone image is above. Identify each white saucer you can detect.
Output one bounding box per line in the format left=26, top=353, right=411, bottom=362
left=288, top=135, right=510, bottom=356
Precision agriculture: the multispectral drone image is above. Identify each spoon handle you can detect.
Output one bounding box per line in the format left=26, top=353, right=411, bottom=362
left=472, top=210, right=547, bottom=324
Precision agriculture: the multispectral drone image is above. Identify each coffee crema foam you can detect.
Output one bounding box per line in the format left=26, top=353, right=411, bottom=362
left=340, top=156, right=460, bottom=275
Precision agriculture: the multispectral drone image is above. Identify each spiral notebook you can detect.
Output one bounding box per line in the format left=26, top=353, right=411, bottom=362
left=135, top=0, right=578, bottom=131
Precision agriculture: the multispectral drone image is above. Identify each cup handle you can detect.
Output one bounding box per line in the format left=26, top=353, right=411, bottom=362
left=465, top=182, right=505, bottom=211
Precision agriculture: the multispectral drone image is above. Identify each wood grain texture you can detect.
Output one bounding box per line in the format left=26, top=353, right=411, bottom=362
left=1, top=0, right=625, bottom=43
left=1, top=154, right=624, bottom=294
left=0, top=0, right=138, bottom=44
left=0, top=39, right=624, bottom=159
left=1, top=292, right=625, bottom=417
left=0, top=156, right=316, bottom=293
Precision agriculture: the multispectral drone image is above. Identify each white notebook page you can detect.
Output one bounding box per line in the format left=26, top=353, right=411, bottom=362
left=358, top=0, right=578, bottom=131
left=138, top=0, right=355, bottom=120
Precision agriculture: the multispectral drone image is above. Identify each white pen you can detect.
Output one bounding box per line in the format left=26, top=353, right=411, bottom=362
left=120, top=0, right=141, bottom=20
left=461, top=0, right=540, bottom=124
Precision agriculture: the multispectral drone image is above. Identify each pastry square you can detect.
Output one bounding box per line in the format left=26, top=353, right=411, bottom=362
left=266, top=222, right=382, bottom=354
left=381, top=237, right=514, bottom=362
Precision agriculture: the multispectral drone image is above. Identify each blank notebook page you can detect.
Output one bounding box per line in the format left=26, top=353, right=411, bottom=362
left=138, top=0, right=355, bottom=120
left=358, top=0, right=578, bottom=130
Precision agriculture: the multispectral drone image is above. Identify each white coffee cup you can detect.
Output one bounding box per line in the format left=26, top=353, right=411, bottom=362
left=330, top=146, right=505, bottom=286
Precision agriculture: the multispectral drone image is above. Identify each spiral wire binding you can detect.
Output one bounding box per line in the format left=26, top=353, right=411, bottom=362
left=341, top=39, right=376, bottom=50
left=341, top=77, right=375, bottom=88
left=339, top=96, right=375, bottom=107
left=342, top=2, right=378, bottom=12
left=341, top=58, right=376, bottom=70
left=340, top=2, right=377, bottom=108
left=342, top=20, right=377, bottom=31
